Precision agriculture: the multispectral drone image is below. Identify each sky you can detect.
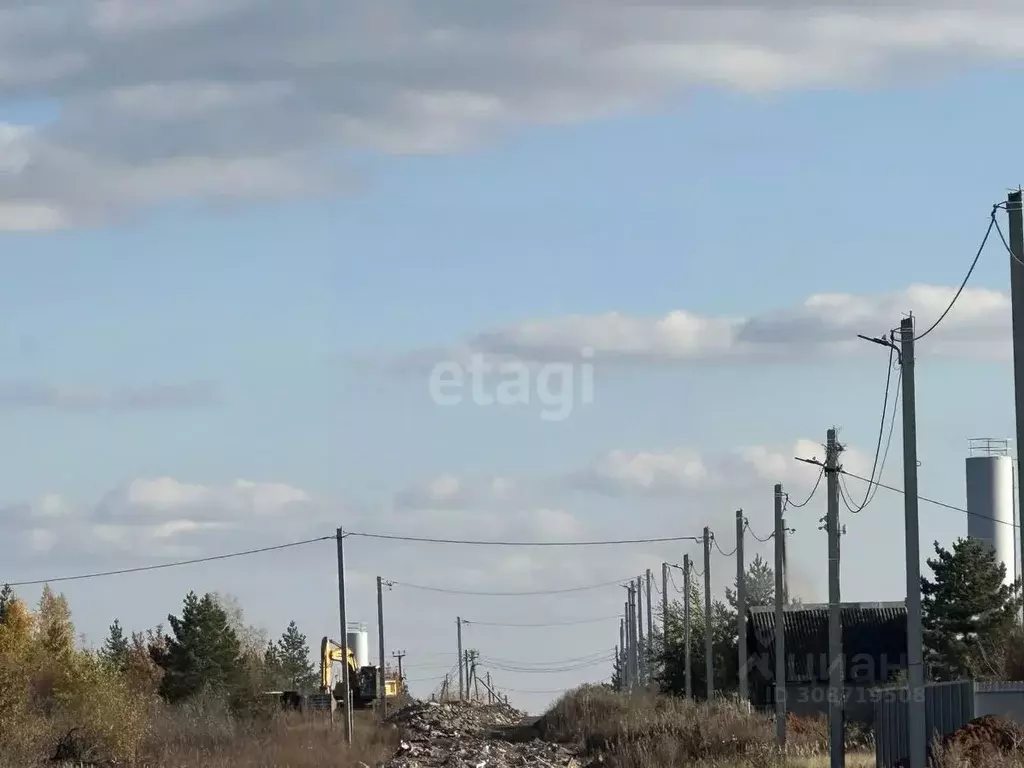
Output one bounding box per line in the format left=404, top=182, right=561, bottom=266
left=2, top=0, right=1024, bottom=714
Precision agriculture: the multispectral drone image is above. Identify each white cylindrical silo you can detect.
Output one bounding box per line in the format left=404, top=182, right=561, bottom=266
left=347, top=623, right=370, bottom=668
left=966, top=450, right=1016, bottom=586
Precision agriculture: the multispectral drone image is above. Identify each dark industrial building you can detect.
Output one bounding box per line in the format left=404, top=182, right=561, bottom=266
left=746, top=601, right=908, bottom=723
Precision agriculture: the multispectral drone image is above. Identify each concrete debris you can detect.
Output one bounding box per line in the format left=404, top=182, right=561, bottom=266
left=384, top=701, right=581, bottom=768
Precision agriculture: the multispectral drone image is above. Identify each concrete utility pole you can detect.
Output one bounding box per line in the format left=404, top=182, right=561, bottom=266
left=736, top=509, right=748, bottom=707
left=377, top=576, right=387, bottom=716
left=824, top=429, right=844, bottom=768
left=456, top=617, right=464, bottom=701
left=683, top=554, right=692, bottom=699
left=661, top=563, right=669, bottom=643
left=623, top=592, right=632, bottom=690
left=703, top=526, right=713, bottom=701
left=619, top=613, right=627, bottom=689
left=636, top=575, right=645, bottom=686
left=1008, top=189, right=1024, bottom=594
left=900, top=316, right=926, bottom=768
left=645, top=569, right=653, bottom=682
left=774, top=483, right=787, bottom=748
left=335, top=528, right=352, bottom=743
left=626, top=585, right=634, bottom=688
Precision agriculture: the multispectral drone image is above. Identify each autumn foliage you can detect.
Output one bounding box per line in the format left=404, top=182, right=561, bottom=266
left=0, top=584, right=394, bottom=767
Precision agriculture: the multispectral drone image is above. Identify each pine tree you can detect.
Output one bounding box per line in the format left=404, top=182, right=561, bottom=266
left=921, top=537, right=1024, bottom=681
left=37, top=584, right=74, bottom=658
left=101, top=618, right=131, bottom=670
left=274, top=620, right=316, bottom=691
left=725, top=554, right=777, bottom=611
left=152, top=591, right=244, bottom=702
left=0, top=583, right=13, bottom=624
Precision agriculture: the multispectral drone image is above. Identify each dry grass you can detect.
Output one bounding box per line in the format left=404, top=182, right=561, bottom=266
left=537, top=685, right=1023, bottom=768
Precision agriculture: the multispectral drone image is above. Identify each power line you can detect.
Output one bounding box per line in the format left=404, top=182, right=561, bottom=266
left=2, top=535, right=333, bottom=587
left=482, top=657, right=614, bottom=674
left=841, top=340, right=901, bottom=514
left=461, top=616, right=618, bottom=628
left=913, top=203, right=999, bottom=341
left=839, top=468, right=1019, bottom=529
left=482, top=650, right=612, bottom=667
left=347, top=531, right=703, bottom=546
left=744, top=521, right=775, bottom=543
left=712, top=535, right=736, bottom=558
left=784, top=468, right=824, bottom=509
left=387, top=576, right=640, bottom=596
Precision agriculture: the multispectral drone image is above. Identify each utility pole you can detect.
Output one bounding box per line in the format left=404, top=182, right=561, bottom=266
left=824, top=429, right=844, bottom=768
left=736, top=509, right=748, bottom=708
left=626, top=585, right=634, bottom=688
left=618, top=617, right=626, bottom=690
left=391, top=650, right=406, bottom=683
left=683, top=554, right=692, bottom=699
left=623, top=592, right=632, bottom=690
left=661, top=563, right=669, bottom=643
left=456, top=617, right=464, bottom=701
left=774, top=483, right=787, bottom=748
left=1008, top=189, right=1024, bottom=595
left=900, top=315, right=926, bottom=768
left=703, top=526, right=713, bottom=701
left=486, top=671, right=493, bottom=704
left=636, top=575, right=645, bottom=686
left=377, top=576, right=387, bottom=716
left=335, top=528, right=352, bottom=744
left=645, top=569, right=653, bottom=684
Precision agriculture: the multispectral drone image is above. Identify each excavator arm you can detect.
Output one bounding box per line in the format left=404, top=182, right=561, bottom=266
left=320, top=636, right=358, bottom=693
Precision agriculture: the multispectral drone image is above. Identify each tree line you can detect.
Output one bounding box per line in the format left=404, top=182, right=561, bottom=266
left=0, top=585, right=322, bottom=707
left=615, top=536, right=1024, bottom=695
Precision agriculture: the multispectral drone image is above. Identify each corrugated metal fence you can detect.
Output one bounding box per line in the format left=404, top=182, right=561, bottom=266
left=874, top=680, right=1024, bottom=767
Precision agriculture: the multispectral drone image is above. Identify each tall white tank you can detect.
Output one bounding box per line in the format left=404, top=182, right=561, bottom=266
left=347, top=622, right=370, bottom=668
left=965, top=438, right=1017, bottom=587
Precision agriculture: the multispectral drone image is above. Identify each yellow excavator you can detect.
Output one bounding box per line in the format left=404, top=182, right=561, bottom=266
left=319, top=636, right=402, bottom=708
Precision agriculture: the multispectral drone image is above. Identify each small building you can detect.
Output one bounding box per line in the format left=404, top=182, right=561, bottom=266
left=746, top=601, right=908, bottom=724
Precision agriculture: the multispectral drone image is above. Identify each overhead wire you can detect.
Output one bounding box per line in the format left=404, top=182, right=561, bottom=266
left=2, top=535, right=334, bottom=587
left=839, top=468, right=1018, bottom=528
left=783, top=468, right=824, bottom=509
left=744, top=521, right=774, bottom=543
left=346, top=531, right=704, bottom=546
left=481, top=650, right=612, bottom=667
left=913, top=202, right=999, bottom=341
left=839, top=339, right=901, bottom=514
left=461, top=616, right=619, bottom=628
left=387, top=575, right=641, bottom=596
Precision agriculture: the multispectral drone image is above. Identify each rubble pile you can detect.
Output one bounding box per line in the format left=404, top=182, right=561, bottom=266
left=384, top=700, right=581, bottom=767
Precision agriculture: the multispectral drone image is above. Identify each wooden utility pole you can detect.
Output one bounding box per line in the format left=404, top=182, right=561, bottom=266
left=391, top=650, right=406, bottom=683
left=645, top=569, right=653, bottom=683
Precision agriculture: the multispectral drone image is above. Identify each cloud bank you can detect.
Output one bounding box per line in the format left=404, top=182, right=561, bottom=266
left=3, top=1, right=1024, bottom=228
left=379, top=284, right=1011, bottom=370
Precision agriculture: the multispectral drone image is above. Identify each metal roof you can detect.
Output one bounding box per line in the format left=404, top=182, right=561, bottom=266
left=746, top=601, right=907, bottom=684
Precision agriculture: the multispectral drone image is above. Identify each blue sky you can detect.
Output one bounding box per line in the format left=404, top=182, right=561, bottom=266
left=2, top=2, right=1024, bottom=712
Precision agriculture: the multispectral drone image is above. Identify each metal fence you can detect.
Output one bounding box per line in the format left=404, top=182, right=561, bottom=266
left=874, top=680, right=1024, bottom=767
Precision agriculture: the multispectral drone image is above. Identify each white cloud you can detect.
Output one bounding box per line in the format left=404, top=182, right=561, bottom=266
left=381, top=284, right=1011, bottom=369
left=393, top=438, right=865, bottom=507
left=4, top=2, right=1024, bottom=227
left=3, top=477, right=319, bottom=559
